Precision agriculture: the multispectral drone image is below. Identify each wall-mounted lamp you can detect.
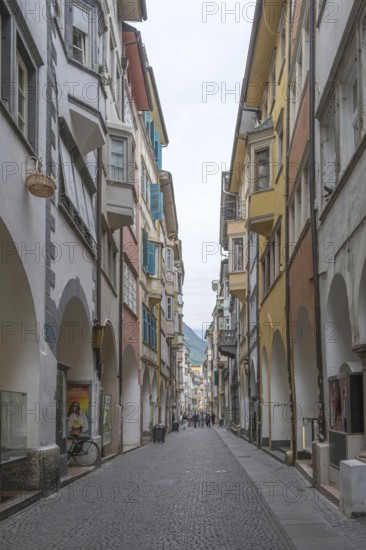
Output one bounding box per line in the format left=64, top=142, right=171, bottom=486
left=121, top=57, right=129, bottom=72
left=25, top=156, right=56, bottom=198
left=92, top=322, right=105, bottom=349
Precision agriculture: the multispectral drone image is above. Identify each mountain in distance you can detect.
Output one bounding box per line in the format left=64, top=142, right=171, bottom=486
left=183, top=322, right=206, bottom=365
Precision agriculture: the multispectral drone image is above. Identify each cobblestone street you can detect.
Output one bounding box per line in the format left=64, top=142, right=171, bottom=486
left=1, top=428, right=366, bottom=550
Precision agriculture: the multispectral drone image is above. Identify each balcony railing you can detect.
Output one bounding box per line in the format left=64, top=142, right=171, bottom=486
left=219, top=330, right=237, bottom=347
left=222, top=201, right=246, bottom=222
left=218, top=330, right=237, bottom=359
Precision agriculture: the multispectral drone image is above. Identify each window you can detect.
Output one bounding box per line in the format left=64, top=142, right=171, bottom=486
left=165, top=248, right=173, bottom=271
left=269, top=49, right=276, bottom=111
left=102, top=226, right=118, bottom=287
left=59, top=138, right=96, bottom=243
left=263, top=223, right=282, bottom=295
left=255, top=148, right=270, bottom=190
left=232, top=237, right=244, bottom=272
left=275, top=111, right=284, bottom=167
left=110, top=138, right=126, bottom=182
left=167, top=296, right=173, bottom=320
left=288, top=161, right=309, bottom=249
left=141, top=162, right=151, bottom=206
left=123, top=263, right=137, bottom=314
left=72, top=5, right=89, bottom=64
left=339, top=43, right=359, bottom=170
left=262, top=85, right=268, bottom=121
left=224, top=280, right=229, bottom=299
left=109, top=36, right=115, bottom=81
left=16, top=53, right=28, bottom=136
left=320, top=93, right=337, bottom=197
left=278, top=5, right=286, bottom=76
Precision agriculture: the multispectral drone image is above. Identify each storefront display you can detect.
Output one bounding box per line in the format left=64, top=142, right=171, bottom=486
left=0, top=391, right=27, bottom=464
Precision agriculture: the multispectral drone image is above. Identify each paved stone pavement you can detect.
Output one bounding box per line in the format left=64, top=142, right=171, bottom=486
left=0, top=427, right=365, bottom=549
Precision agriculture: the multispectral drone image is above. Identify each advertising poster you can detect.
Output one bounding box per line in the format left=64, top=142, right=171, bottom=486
left=329, top=376, right=347, bottom=432
left=102, top=394, right=112, bottom=446
left=67, top=383, right=91, bottom=437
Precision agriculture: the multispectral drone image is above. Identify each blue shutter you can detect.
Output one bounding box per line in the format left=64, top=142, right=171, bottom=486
left=154, top=130, right=159, bottom=160
left=142, top=307, right=147, bottom=342
left=150, top=184, right=163, bottom=221
left=214, top=370, right=219, bottom=386
left=142, top=231, right=148, bottom=269
left=153, top=131, right=162, bottom=169
left=156, top=142, right=162, bottom=170
left=149, top=120, right=155, bottom=145
left=147, top=310, right=151, bottom=346
left=147, top=242, right=156, bottom=275
left=152, top=318, right=157, bottom=350
left=142, top=111, right=150, bottom=126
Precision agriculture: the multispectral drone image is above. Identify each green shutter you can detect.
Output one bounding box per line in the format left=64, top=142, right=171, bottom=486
left=142, top=231, right=148, bottom=269
left=150, top=184, right=163, bottom=221
left=147, top=242, right=156, bottom=275
left=149, top=120, right=155, bottom=145
left=214, top=370, right=219, bottom=386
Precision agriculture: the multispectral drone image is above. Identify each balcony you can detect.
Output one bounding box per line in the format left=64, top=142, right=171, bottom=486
left=248, top=188, right=274, bottom=237
left=222, top=201, right=246, bottom=222
left=106, top=180, right=134, bottom=230
left=166, top=319, right=174, bottom=339
left=218, top=330, right=237, bottom=359
left=119, top=0, right=147, bottom=21
left=147, top=277, right=162, bottom=307
left=228, top=272, right=247, bottom=303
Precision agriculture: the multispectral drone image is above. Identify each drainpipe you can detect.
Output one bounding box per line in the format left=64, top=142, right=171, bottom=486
left=285, top=0, right=297, bottom=465
left=157, top=300, right=161, bottom=419
left=96, top=148, right=103, bottom=443
left=309, top=0, right=326, bottom=441
left=256, top=234, right=261, bottom=448
left=247, top=259, right=252, bottom=444
left=119, top=228, right=124, bottom=453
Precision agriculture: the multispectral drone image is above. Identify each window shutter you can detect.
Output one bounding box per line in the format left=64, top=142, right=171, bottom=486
left=156, top=142, right=162, bottom=170
left=142, top=307, right=147, bottom=342
left=214, top=370, right=219, bottom=386
left=150, top=184, right=163, bottom=220
left=147, top=242, right=156, bottom=275
left=142, top=231, right=148, bottom=269
left=149, top=120, right=155, bottom=144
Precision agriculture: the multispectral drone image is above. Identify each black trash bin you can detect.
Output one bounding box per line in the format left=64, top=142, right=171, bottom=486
left=153, top=424, right=166, bottom=443
left=172, top=422, right=179, bottom=432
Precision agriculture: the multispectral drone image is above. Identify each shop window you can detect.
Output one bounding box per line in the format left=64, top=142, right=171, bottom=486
left=0, top=391, right=27, bottom=464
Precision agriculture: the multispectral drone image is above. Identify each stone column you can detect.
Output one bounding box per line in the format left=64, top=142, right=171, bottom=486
left=352, top=344, right=366, bottom=462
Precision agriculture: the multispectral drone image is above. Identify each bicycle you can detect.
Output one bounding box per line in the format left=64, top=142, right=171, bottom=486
left=67, top=436, right=100, bottom=467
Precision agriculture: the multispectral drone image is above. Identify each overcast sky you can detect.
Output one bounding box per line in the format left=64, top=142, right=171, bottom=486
left=137, top=1, right=252, bottom=337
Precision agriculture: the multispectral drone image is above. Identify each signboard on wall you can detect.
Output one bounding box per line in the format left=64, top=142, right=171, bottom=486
left=102, top=394, right=112, bottom=447
left=67, top=382, right=91, bottom=437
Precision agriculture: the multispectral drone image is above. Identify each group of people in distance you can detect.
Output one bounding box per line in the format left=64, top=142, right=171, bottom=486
left=179, top=412, right=215, bottom=429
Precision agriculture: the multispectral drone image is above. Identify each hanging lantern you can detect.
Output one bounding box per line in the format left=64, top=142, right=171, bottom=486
left=25, top=157, right=56, bottom=198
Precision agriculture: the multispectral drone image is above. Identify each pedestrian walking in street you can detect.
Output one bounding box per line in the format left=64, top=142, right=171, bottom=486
left=211, top=413, right=216, bottom=426
left=206, top=413, right=211, bottom=428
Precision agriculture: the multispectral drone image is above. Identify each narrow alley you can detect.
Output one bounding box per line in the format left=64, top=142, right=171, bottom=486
left=1, top=428, right=366, bottom=550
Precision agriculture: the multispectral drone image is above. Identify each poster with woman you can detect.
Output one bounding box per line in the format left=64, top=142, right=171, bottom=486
left=329, top=376, right=347, bottom=432
left=67, top=383, right=91, bottom=437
